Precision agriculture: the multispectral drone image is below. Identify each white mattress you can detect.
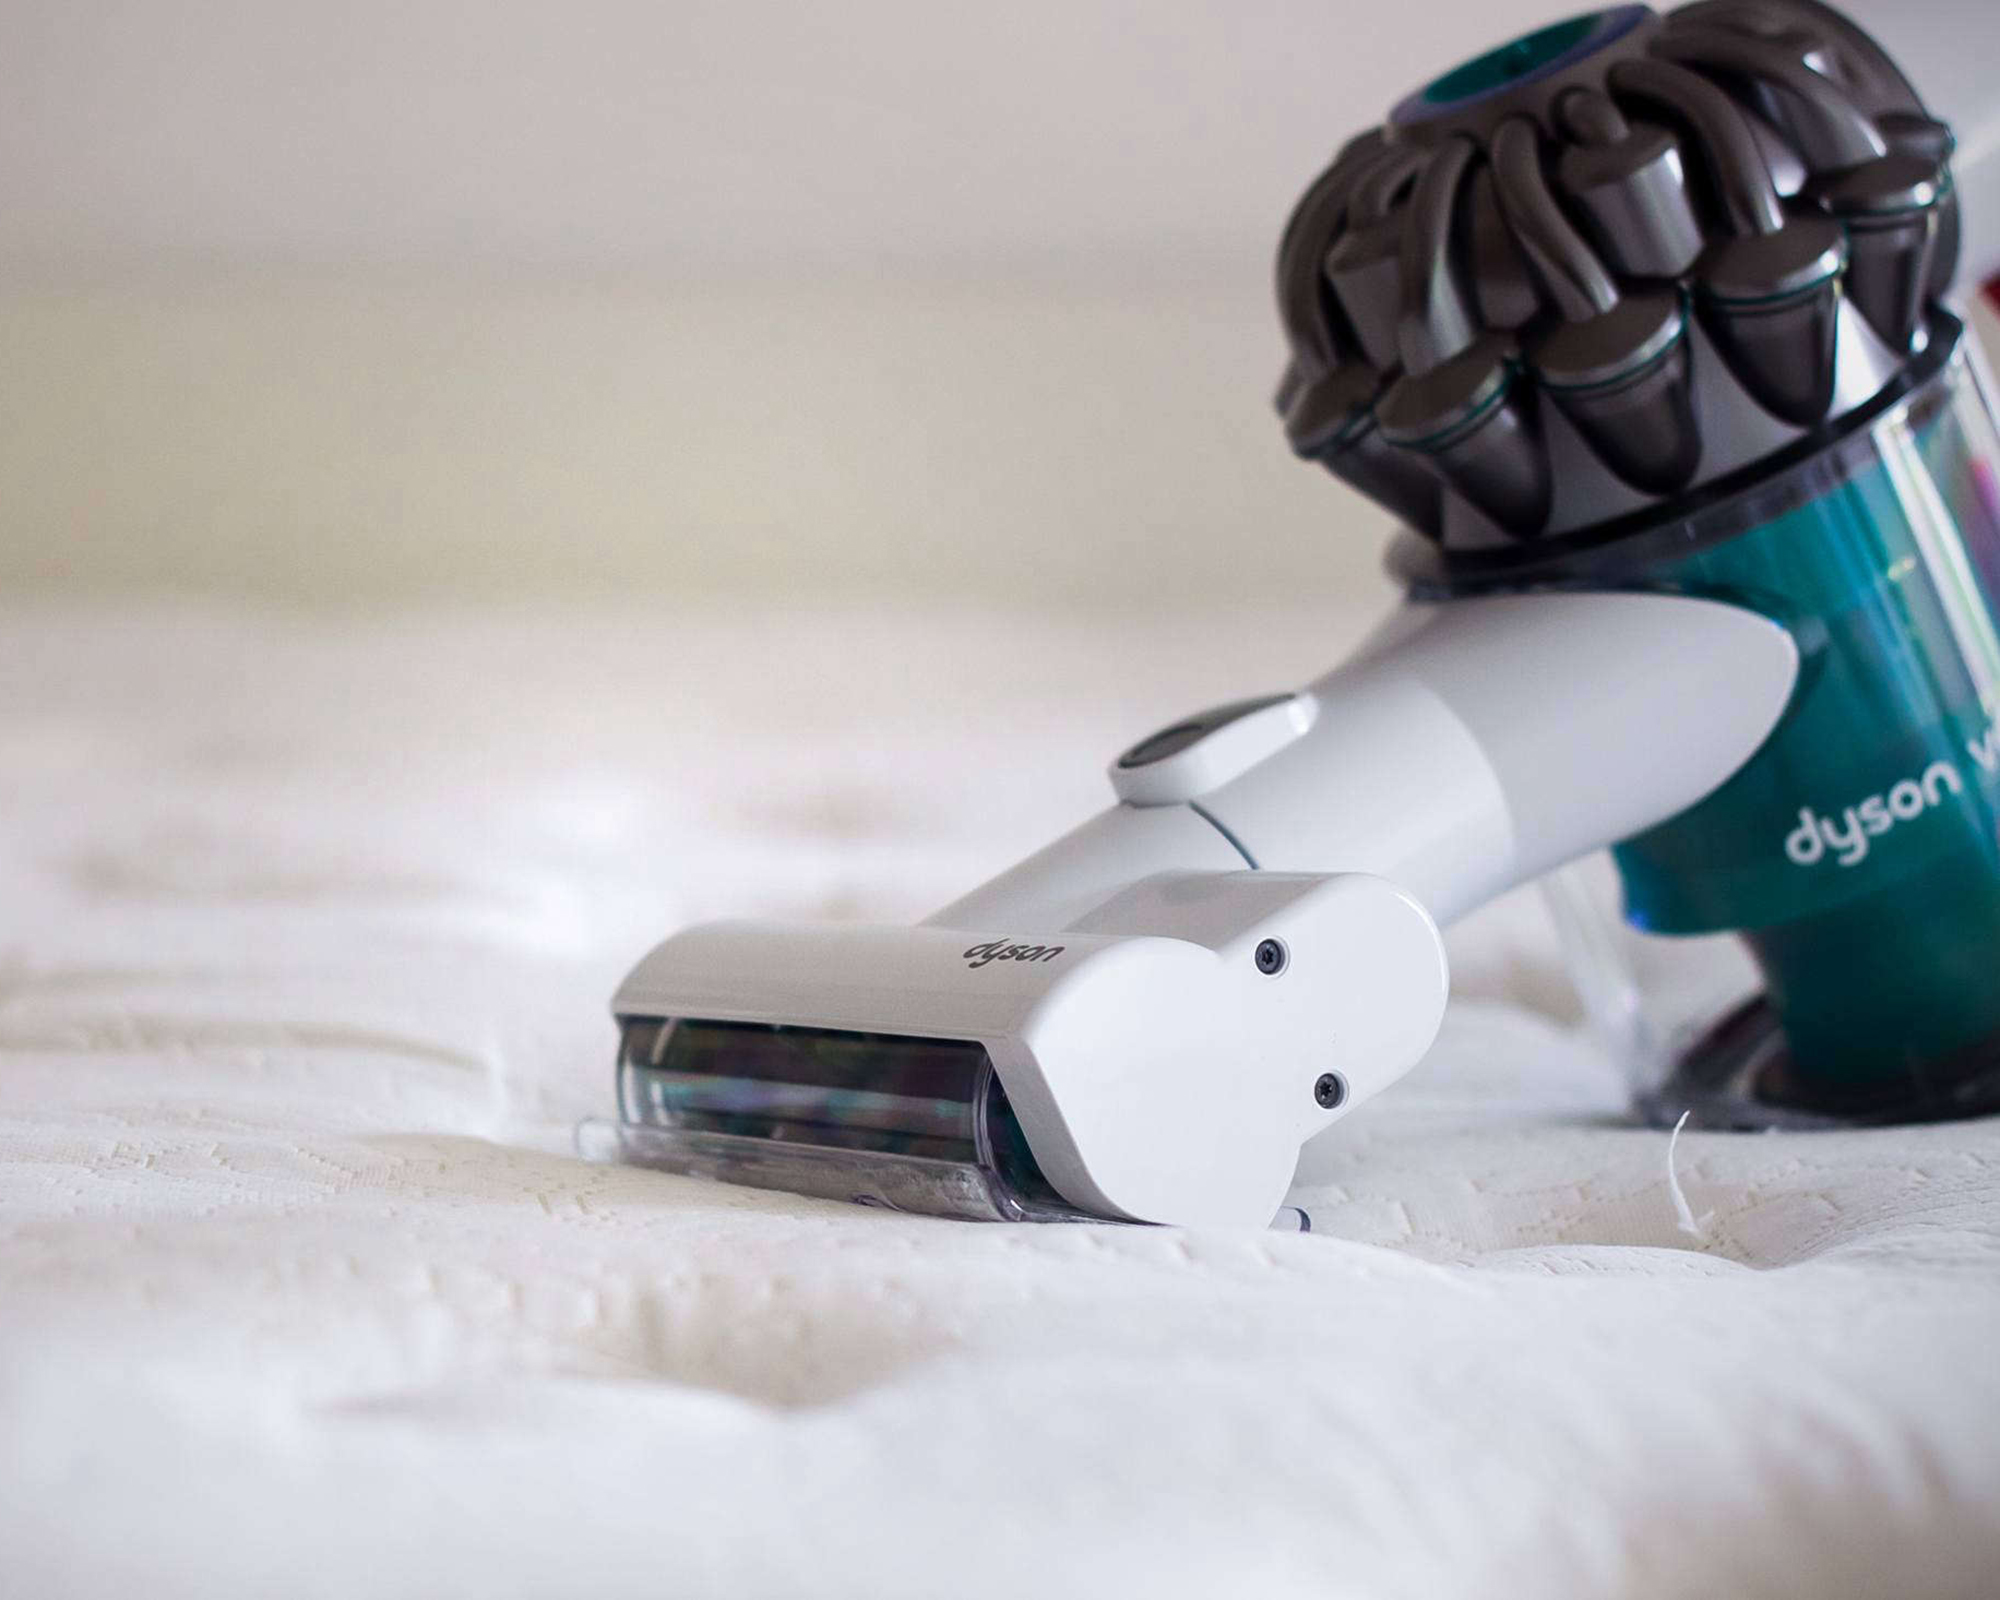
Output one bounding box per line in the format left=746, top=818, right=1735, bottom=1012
left=3, top=600, right=1997, bottom=1599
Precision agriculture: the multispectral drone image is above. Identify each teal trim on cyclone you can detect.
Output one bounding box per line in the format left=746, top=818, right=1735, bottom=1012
left=1420, top=15, right=1599, bottom=105
left=1393, top=368, right=1517, bottom=454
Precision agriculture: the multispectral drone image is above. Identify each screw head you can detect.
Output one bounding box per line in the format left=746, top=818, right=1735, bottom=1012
left=1254, top=938, right=1288, bottom=976
left=1314, top=1072, right=1347, bottom=1110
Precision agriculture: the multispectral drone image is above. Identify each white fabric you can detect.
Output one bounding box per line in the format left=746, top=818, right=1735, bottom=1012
left=3, top=600, right=1996, bottom=1600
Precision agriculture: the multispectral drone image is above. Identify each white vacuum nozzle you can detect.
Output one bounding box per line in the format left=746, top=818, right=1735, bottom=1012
left=604, top=872, right=1448, bottom=1228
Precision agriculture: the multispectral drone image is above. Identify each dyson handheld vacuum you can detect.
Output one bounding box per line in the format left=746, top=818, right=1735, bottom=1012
left=596, top=1, right=2000, bottom=1227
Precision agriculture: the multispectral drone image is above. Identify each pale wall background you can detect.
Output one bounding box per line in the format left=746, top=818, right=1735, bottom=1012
left=3, top=0, right=1995, bottom=610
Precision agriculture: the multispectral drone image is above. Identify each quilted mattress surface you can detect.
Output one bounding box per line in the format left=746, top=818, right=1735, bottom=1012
left=2, top=600, right=1996, bottom=1599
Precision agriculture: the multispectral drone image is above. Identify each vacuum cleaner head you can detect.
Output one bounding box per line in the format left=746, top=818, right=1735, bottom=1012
left=604, top=873, right=1448, bottom=1227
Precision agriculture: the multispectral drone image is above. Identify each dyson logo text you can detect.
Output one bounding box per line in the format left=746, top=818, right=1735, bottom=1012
left=963, top=940, right=1066, bottom=970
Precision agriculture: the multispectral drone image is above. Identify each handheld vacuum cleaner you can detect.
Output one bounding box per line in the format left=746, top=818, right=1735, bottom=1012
left=595, top=0, right=2000, bottom=1227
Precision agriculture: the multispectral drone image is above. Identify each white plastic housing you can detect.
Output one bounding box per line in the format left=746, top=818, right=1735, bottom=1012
left=613, top=870, right=1448, bottom=1227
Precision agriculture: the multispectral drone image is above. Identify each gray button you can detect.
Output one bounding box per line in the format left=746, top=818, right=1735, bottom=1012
left=1117, top=695, right=1297, bottom=770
